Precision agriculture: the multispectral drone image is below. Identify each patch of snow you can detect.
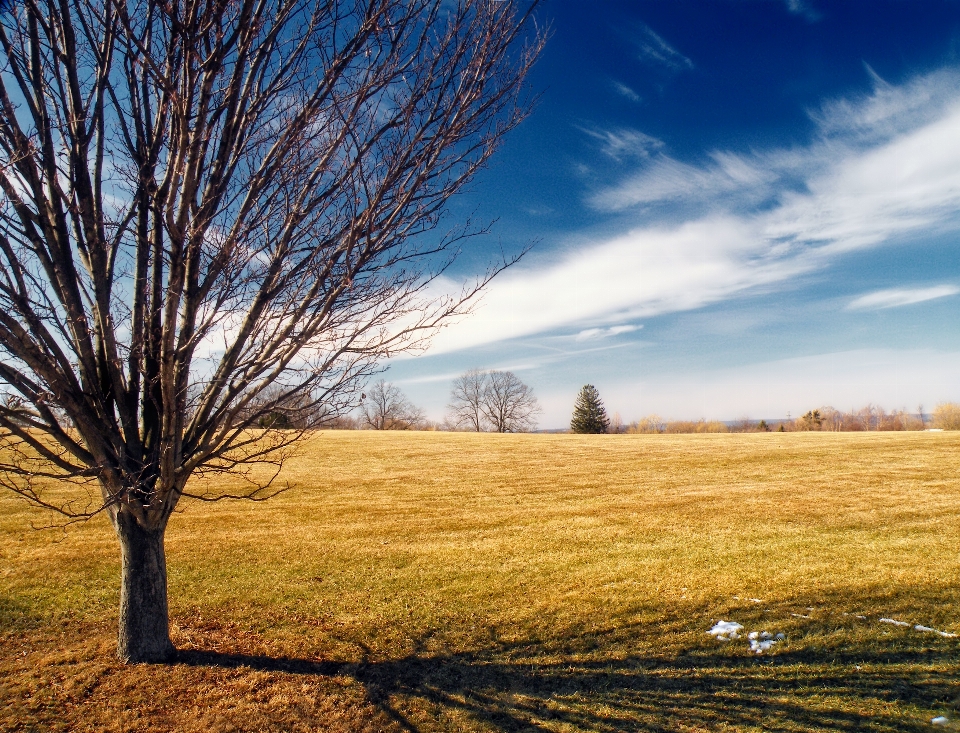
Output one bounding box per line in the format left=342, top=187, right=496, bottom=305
left=915, top=625, right=958, bottom=638
left=791, top=613, right=811, bottom=619
left=931, top=716, right=950, bottom=726
left=879, top=618, right=910, bottom=627
left=747, top=629, right=782, bottom=653
left=749, top=598, right=763, bottom=603
left=708, top=620, right=743, bottom=640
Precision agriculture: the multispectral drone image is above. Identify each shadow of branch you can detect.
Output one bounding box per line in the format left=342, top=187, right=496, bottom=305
left=171, top=626, right=957, bottom=732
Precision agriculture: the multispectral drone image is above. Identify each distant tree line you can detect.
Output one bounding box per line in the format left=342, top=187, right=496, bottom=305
left=622, top=403, right=960, bottom=434
left=291, top=370, right=543, bottom=432
left=248, top=373, right=960, bottom=435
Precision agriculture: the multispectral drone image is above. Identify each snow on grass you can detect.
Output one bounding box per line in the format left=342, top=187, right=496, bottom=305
left=880, top=618, right=911, bottom=627
left=708, top=622, right=784, bottom=653
left=713, top=598, right=958, bottom=655
left=708, top=620, right=743, bottom=640
left=748, top=630, right=786, bottom=653
left=914, top=625, right=958, bottom=638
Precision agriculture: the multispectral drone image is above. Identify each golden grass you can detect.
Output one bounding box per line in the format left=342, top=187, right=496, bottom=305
left=2, top=431, right=960, bottom=731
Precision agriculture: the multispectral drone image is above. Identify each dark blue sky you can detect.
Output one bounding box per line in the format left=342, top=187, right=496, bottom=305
left=390, top=0, right=960, bottom=426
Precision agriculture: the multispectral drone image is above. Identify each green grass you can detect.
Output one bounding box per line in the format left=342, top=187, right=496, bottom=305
left=2, top=431, right=960, bottom=731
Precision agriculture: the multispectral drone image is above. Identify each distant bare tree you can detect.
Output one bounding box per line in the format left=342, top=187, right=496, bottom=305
left=482, top=370, right=540, bottom=433
left=933, top=403, right=960, bottom=430
left=730, top=416, right=755, bottom=433
left=609, top=411, right=624, bottom=434
left=361, top=381, right=424, bottom=430
left=447, top=368, right=489, bottom=431
left=0, top=0, right=543, bottom=662
left=628, top=414, right=665, bottom=434
left=819, top=407, right=843, bottom=432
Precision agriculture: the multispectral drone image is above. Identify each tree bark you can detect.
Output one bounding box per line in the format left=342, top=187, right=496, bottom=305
left=115, top=513, right=175, bottom=663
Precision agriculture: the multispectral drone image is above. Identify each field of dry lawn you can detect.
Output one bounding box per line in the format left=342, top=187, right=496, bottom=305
left=2, top=431, right=960, bottom=732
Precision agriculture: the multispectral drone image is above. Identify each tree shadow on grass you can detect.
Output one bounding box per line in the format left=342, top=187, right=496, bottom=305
left=173, top=626, right=959, bottom=732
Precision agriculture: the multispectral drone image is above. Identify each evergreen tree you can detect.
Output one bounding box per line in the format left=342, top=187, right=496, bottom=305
left=570, top=384, right=610, bottom=434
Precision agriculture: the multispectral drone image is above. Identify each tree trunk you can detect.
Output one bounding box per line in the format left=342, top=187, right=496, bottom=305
left=115, top=513, right=175, bottom=663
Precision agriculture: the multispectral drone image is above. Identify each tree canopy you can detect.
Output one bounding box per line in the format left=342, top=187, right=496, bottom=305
left=0, top=0, right=542, bottom=661
left=447, top=369, right=540, bottom=432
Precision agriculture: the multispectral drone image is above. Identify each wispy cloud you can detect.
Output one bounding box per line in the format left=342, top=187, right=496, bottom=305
left=578, top=126, right=663, bottom=161
left=393, top=362, right=540, bottom=386
left=610, top=80, right=641, bottom=103
left=426, top=66, right=960, bottom=356
left=811, top=66, right=960, bottom=143
left=575, top=325, right=640, bottom=341
left=633, top=24, right=693, bottom=71
left=587, top=150, right=777, bottom=210
left=847, top=285, right=960, bottom=310
left=784, top=0, right=821, bottom=22
left=591, top=67, right=960, bottom=215
left=427, top=214, right=816, bottom=354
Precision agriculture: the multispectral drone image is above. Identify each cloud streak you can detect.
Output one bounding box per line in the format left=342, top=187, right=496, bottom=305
left=578, top=125, right=663, bottom=161
left=783, top=0, right=821, bottom=22
left=575, top=324, right=640, bottom=341
left=427, top=66, right=960, bottom=356
left=610, top=80, right=641, bottom=103
left=633, top=24, right=693, bottom=71
left=847, top=285, right=960, bottom=310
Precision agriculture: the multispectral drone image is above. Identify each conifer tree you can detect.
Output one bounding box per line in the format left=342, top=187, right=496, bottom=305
left=570, top=385, right=610, bottom=434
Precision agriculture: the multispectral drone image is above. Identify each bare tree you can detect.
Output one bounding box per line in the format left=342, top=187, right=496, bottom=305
left=627, top=414, right=665, bottom=434
left=0, top=0, right=543, bottom=661
left=481, top=370, right=540, bottom=433
left=361, top=380, right=423, bottom=430
left=447, top=368, right=488, bottom=431
left=608, top=411, right=624, bottom=434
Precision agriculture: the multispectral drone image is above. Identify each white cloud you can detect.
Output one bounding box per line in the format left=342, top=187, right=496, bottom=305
left=587, top=151, right=777, bottom=210
left=847, top=285, right=960, bottom=310
left=579, top=126, right=663, bottom=161
left=784, top=0, right=821, bottom=22
left=763, top=105, right=960, bottom=254
left=634, top=25, right=693, bottom=71
left=575, top=324, right=640, bottom=341
left=393, top=362, right=540, bottom=386
left=425, top=66, right=960, bottom=356
left=427, top=215, right=816, bottom=354
left=611, top=80, right=641, bottom=103
left=592, top=68, right=960, bottom=217
left=811, top=67, right=960, bottom=144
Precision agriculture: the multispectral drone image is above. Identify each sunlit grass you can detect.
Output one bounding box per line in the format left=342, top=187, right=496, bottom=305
left=2, top=431, right=960, bottom=731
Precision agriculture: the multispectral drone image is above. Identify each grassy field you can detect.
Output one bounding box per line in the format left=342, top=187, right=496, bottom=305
left=2, top=431, right=960, bottom=732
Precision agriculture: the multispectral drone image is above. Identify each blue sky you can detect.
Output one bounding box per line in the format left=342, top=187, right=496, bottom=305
left=385, top=0, right=960, bottom=428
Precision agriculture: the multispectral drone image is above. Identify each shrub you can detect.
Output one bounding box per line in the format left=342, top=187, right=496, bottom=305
left=933, top=403, right=960, bottom=430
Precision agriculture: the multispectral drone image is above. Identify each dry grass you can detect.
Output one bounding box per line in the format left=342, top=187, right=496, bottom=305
left=2, top=431, right=960, bottom=732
